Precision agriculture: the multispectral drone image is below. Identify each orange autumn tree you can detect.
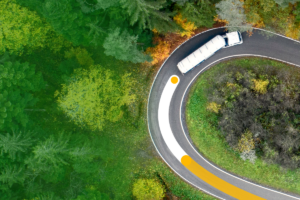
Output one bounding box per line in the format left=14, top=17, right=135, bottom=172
left=145, top=36, right=171, bottom=66
left=174, top=13, right=197, bottom=38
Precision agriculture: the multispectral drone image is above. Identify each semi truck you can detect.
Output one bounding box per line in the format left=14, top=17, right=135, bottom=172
left=177, top=31, right=243, bottom=74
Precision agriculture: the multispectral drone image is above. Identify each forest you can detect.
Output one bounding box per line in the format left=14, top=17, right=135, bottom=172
left=2, top=0, right=300, bottom=199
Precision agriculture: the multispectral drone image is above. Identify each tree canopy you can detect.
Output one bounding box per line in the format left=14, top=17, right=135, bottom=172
left=0, top=0, right=65, bottom=55
left=179, top=0, right=216, bottom=28
left=103, top=28, right=151, bottom=63
left=0, top=61, right=45, bottom=131
left=55, top=65, right=136, bottom=131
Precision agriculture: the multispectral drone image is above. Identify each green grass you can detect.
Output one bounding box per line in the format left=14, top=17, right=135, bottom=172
left=186, top=58, right=300, bottom=195
left=17, top=44, right=216, bottom=199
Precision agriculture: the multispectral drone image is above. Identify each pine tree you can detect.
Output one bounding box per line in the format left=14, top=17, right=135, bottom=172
left=69, top=144, right=93, bottom=162
left=120, top=0, right=177, bottom=33
left=0, top=165, right=25, bottom=187
left=103, top=28, right=151, bottom=63
left=31, top=134, right=70, bottom=169
left=0, top=131, right=33, bottom=160
left=76, top=0, right=119, bottom=13
left=179, top=0, right=216, bottom=28
left=42, top=0, right=94, bottom=46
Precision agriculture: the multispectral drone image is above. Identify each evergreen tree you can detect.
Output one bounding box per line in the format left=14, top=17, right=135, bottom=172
left=179, top=0, right=216, bottom=28
left=42, top=0, right=94, bottom=46
left=30, top=134, right=70, bottom=170
left=103, top=28, right=151, bottom=63
left=0, top=165, right=25, bottom=188
left=0, top=61, right=45, bottom=131
left=76, top=0, right=119, bottom=13
left=120, top=0, right=177, bottom=33
left=0, top=131, right=33, bottom=161
left=69, top=144, right=93, bottom=162
left=294, top=3, right=300, bottom=23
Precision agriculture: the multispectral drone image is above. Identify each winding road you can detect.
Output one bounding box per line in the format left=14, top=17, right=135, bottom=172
left=147, top=28, right=300, bottom=200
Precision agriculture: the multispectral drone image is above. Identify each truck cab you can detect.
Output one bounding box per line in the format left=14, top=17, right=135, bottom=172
left=222, top=31, right=243, bottom=48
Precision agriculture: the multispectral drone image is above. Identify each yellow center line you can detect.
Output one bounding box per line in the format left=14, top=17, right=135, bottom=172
left=181, top=155, right=266, bottom=200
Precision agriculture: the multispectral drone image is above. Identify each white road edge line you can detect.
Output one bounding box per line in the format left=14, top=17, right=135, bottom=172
left=147, top=26, right=300, bottom=200
left=180, top=54, right=300, bottom=200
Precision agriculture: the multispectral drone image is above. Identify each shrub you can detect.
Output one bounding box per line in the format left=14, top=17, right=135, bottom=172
left=132, top=178, right=165, bottom=200
left=205, top=62, right=300, bottom=169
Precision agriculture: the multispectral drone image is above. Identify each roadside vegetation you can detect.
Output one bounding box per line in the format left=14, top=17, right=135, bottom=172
left=186, top=58, right=300, bottom=194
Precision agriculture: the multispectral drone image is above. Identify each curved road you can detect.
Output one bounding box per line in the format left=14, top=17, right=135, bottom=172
left=148, top=28, right=300, bottom=199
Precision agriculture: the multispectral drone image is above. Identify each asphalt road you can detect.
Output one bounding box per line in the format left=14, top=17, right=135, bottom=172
left=147, top=28, right=300, bottom=200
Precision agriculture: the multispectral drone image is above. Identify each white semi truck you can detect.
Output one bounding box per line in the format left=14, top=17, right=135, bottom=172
left=177, top=31, right=243, bottom=74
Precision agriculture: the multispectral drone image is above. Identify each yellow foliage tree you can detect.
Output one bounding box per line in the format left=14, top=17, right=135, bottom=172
left=174, top=13, right=197, bottom=38
left=0, top=0, right=69, bottom=55
left=132, top=178, right=165, bottom=200
left=237, top=131, right=255, bottom=153
left=252, top=79, right=269, bottom=94
left=145, top=39, right=171, bottom=65
left=207, top=102, right=221, bottom=114
left=213, top=15, right=228, bottom=25
left=285, top=16, right=300, bottom=39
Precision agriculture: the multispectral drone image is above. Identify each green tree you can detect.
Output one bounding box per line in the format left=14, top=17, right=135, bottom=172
left=179, top=0, right=216, bottom=28
left=0, top=61, right=45, bottom=131
left=69, top=143, right=93, bottom=162
left=103, top=28, right=150, bottom=63
left=132, top=178, right=165, bottom=200
left=294, top=3, right=300, bottom=23
left=0, top=165, right=25, bottom=188
left=30, top=134, right=70, bottom=170
left=120, top=0, right=177, bottom=33
left=55, top=65, right=136, bottom=130
left=42, top=0, right=94, bottom=46
left=0, top=131, right=33, bottom=160
left=77, top=0, right=119, bottom=13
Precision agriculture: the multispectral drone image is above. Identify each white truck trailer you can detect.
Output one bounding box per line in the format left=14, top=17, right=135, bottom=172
left=177, top=31, right=243, bottom=74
